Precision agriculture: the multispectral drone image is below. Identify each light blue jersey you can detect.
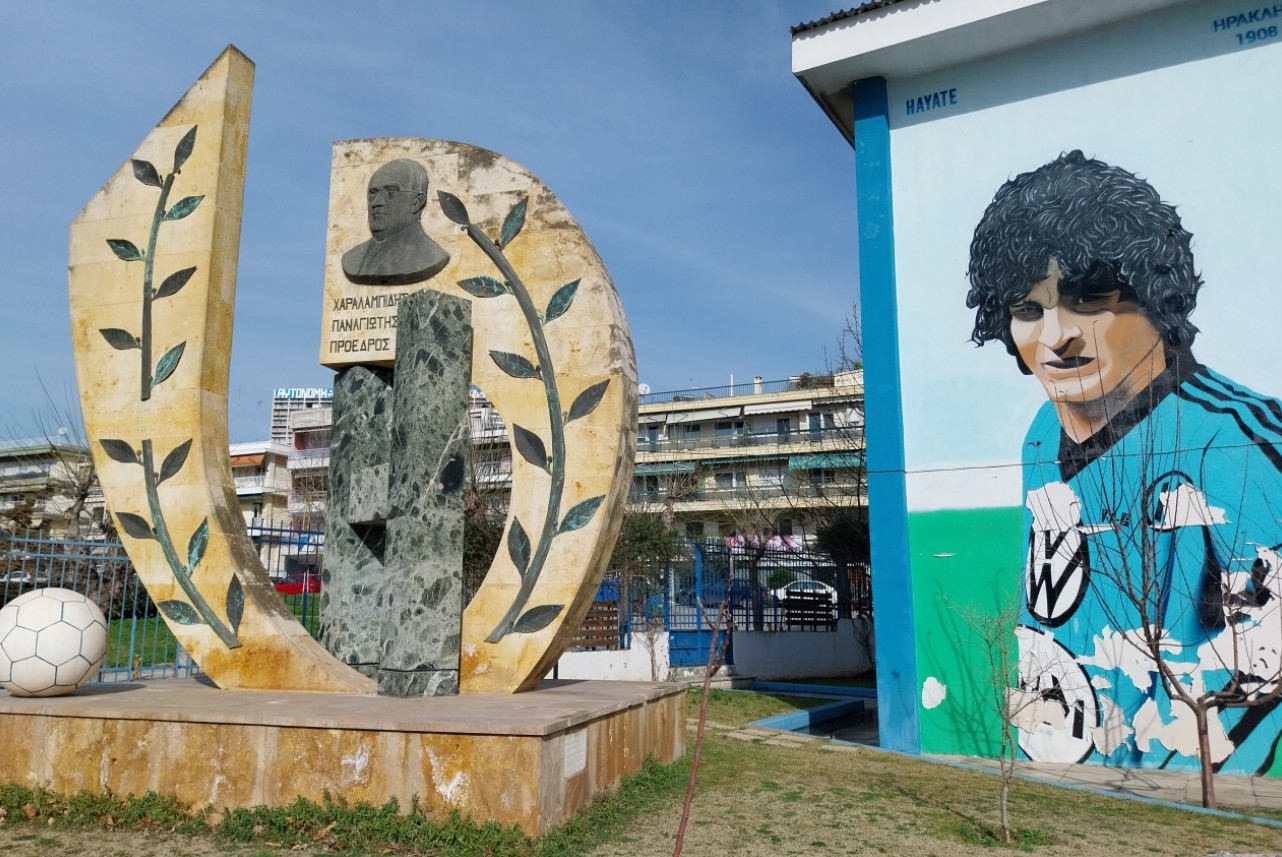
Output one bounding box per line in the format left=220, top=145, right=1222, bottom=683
left=1018, top=357, right=1282, bottom=775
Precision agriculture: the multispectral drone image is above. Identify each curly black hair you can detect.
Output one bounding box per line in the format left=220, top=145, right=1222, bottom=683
left=966, top=151, right=1202, bottom=371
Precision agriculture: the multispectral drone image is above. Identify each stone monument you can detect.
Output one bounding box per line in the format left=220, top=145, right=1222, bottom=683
left=319, top=138, right=638, bottom=694
left=20, top=46, right=680, bottom=835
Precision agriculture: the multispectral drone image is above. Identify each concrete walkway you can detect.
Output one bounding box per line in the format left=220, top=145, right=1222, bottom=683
left=698, top=717, right=1282, bottom=814
left=930, top=754, right=1282, bottom=813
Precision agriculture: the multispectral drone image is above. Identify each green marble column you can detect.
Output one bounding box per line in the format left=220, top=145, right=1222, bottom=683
left=319, top=365, right=393, bottom=675
left=377, top=291, right=472, bottom=695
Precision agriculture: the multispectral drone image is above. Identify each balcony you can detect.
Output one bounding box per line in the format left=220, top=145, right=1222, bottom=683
left=635, top=425, right=863, bottom=458
left=287, top=447, right=331, bottom=471
left=234, top=475, right=290, bottom=497
left=628, top=478, right=865, bottom=508
left=637, top=372, right=859, bottom=406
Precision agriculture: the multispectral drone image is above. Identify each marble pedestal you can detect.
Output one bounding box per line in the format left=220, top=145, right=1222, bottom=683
left=0, top=678, right=685, bottom=835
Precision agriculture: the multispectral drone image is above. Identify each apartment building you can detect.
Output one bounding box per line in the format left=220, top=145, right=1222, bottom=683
left=0, top=438, right=96, bottom=537
left=269, top=386, right=333, bottom=445
left=631, top=370, right=864, bottom=541
left=229, top=440, right=292, bottom=527
left=285, top=406, right=333, bottom=530
left=269, top=372, right=864, bottom=539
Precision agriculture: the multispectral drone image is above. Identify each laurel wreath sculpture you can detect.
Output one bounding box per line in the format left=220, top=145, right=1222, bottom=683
left=439, top=191, right=609, bottom=644
left=94, top=125, right=243, bottom=650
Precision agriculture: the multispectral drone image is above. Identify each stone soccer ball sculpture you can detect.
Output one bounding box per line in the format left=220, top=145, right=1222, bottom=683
left=0, top=588, right=108, bottom=697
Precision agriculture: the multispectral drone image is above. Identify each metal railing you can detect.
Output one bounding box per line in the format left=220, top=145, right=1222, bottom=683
left=0, top=528, right=324, bottom=682
left=639, top=377, right=801, bottom=405
left=628, top=480, right=866, bottom=505
left=635, top=424, right=863, bottom=455
left=666, top=540, right=872, bottom=633
left=0, top=527, right=868, bottom=683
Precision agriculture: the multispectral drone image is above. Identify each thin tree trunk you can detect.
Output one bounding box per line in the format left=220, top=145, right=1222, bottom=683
left=672, top=602, right=730, bottom=857
left=999, top=728, right=1014, bottom=843
left=1195, top=707, right=1217, bottom=809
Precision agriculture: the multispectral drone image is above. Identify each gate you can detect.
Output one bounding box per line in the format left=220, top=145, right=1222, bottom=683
left=666, top=544, right=733, bottom=668
left=665, top=539, right=873, bottom=667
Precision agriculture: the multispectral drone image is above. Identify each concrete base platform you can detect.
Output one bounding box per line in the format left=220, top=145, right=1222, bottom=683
left=0, top=678, right=686, bottom=834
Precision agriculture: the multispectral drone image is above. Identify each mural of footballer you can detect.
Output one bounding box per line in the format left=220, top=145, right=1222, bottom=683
left=966, top=151, right=1282, bottom=773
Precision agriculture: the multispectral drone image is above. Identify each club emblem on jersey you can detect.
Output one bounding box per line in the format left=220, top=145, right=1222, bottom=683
left=1025, top=482, right=1093, bottom=627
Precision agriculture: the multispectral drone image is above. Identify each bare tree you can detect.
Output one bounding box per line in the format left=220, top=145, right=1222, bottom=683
left=825, top=301, right=863, bottom=373
left=671, top=597, right=732, bottom=857
left=1, top=379, right=99, bottom=539
left=711, top=471, right=794, bottom=631
left=788, top=302, right=870, bottom=620
left=954, top=595, right=1046, bottom=844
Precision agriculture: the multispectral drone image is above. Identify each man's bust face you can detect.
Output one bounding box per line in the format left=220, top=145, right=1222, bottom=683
left=1009, top=258, right=1165, bottom=406
left=366, top=160, right=424, bottom=239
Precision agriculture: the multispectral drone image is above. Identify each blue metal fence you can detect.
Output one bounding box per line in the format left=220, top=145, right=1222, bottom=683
left=2, top=529, right=870, bottom=679
left=0, top=527, right=323, bottom=681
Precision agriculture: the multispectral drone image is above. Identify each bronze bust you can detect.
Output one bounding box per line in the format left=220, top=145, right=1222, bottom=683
left=342, top=159, right=450, bottom=286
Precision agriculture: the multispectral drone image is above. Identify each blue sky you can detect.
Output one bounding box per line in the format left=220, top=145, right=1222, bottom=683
left=0, top=2, right=856, bottom=443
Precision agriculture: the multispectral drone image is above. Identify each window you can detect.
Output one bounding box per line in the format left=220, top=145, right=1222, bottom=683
left=777, top=518, right=794, bottom=537
left=714, top=471, right=745, bottom=492
left=776, top=417, right=791, bottom=440
left=809, top=468, right=837, bottom=485
left=633, top=475, right=661, bottom=500
left=715, top=420, right=746, bottom=447
left=759, top=466, right=785, bottom=486
left=808, top=413, right=822, bottom=440
left=681, top=423, right=702, bottom=449
left=719, top=522, right=737, bottom=538
left=685, top=521, right=705, bottom=540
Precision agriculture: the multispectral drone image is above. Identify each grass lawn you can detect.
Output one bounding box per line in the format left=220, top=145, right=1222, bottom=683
left=104, top=615, right=180, bottom=672
left=687, top=687, right=838, bottom=727
left=101, top=594, right=320, bottom=675
left=2, top=689, right=1278, bottom=856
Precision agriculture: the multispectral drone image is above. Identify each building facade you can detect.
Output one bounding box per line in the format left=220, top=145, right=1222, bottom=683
left=268, top=375, right=866, bottom=542
left=632, top=371, right=865, bottom=543
left=269, top=386, right=334, bottom=445
left=0, top=438, right=96, bottom=537
left=794, top=0, right=1282, bottom=775
left=229, top=441, right=292, bottom=527
left=285, top=406, right=333, bottom=530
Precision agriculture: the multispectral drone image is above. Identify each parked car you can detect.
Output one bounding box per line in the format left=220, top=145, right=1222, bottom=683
left=274, top=572, right=321, bottom=595
left=676, top=579, right=771, bottom=609
left=771, top=579, right=838, bottom=605
left=0, top=571, right=50, bottom=586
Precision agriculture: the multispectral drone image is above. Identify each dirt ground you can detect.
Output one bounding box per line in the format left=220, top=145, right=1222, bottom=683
left=0, top=827, right=282, bottom=857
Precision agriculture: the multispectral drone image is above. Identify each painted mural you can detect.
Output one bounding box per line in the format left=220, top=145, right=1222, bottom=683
left=964, top=152, right=1282, bottom=774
